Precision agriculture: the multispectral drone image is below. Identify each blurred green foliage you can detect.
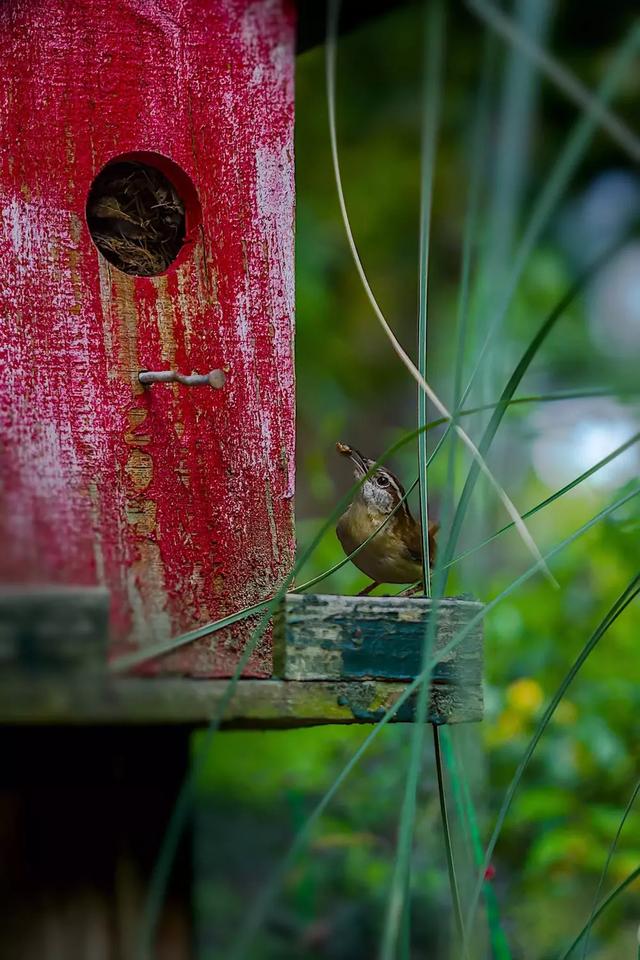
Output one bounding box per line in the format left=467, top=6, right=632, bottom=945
left=194, top=3, right=640, bottom=958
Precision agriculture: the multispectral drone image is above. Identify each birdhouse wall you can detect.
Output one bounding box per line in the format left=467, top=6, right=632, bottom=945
left=0, top=0, right=296, bottom=676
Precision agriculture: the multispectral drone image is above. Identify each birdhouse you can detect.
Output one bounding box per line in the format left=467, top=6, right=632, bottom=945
left=0, top=4, right=485, bottom=956
left=0, top=0, right=484, bottom=723
left=0, top=0, right=296, bottom=678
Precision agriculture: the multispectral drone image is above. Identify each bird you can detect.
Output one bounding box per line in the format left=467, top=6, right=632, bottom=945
left=335, top=442, right=438, bottom=596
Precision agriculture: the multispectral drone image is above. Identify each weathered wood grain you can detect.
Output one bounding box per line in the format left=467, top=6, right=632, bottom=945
left=0, top=676, right=483, bottom=727
left=0, top=587, right=109, bottom=670
left=0, top=0, right=296, bottom=677
left=274, top=593, right=484, bottom=685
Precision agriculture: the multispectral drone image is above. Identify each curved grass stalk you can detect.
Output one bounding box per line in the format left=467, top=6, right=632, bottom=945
left=326, top=0, right=554, bottom=588
left=226, top=485, right=639, bottom=960
left=467, top=0, right=640, bottom=163
left=461, top=572, right=640, bottom=955
left=581, top=777, right=640, bottom=959
left=109, top=599, right=273, bottom=674
left=558, top=864, right=640, bottom=960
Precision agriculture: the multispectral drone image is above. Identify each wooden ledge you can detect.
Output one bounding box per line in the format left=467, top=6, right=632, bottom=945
left=0, top=675, right=481, bottom=728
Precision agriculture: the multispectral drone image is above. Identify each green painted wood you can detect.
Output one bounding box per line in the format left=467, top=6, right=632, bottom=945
left=0, top=676, right=482, bottom=727
left=0, top=587, right=109, bottom=671
left=274, top=593, right=483, bottom=683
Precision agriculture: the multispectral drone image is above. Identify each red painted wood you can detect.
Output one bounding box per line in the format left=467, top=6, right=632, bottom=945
left=0, top=0, right=296, bottom=676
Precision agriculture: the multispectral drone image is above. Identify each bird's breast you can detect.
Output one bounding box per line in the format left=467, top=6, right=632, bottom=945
left=336, top=504, right=422, bottom=584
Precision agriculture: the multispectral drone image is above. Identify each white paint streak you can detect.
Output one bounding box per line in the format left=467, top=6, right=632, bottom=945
left=0, top=198, right=98, bottom=546
left=254, top=142, right=295, bottom=498
left=2, top=196, right=47, bottom=275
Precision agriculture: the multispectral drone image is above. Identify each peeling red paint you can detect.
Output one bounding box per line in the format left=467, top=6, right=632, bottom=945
left=0, top=0, right=296, bottom=677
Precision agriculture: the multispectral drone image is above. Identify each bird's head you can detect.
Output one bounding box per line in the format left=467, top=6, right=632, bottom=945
left=336, top=442, right=405, bottom=516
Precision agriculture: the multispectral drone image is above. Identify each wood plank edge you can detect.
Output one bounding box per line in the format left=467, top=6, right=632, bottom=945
left=0, top=677, right=483, bottom=728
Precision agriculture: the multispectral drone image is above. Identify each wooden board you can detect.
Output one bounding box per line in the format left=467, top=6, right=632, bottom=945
left=0, top=587, right=109, bottom=671
left=274, top=593, right=484, bottom=684
left=0, top=676, right=482, bottom=727
left=0, top=0, right=296, bottom=677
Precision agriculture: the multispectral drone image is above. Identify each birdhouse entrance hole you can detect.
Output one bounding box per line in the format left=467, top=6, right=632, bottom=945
left=86, top=153, right=201, bottom=276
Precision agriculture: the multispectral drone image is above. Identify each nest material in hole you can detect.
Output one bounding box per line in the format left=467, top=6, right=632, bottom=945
left=87, top=162, right=186, bottom=276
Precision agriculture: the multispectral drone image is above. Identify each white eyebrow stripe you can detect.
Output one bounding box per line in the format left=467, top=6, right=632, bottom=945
left=374, top=468, right=415, bottom=526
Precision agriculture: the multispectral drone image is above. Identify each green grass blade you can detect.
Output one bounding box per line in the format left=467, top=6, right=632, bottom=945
left=476, top=0, right=550, bottom=344
left=581, top=777, right=640, bottom=959
left=433, top=724, right=465, bottom=941
left=439, top=730, right=474, bottom=871
left=441, top=729, right=513, bottom=960
left=416, top=0, right=443, bottom=592
left=558, top=865, right=640, bottom=960
left=467, top=0, right=640, bottom=162
left=449, top=432, right=640, bottom=568
left=461, top=573, right=640, bottom=952
left=109, top=599, right=273, bottom=673
left=452, top=30, right=493, bottom=408
left=399, top=862, right=412, bottom=960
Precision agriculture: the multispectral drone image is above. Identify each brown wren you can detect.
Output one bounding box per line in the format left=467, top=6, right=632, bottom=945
left=335, top=443, right=438, bottom=595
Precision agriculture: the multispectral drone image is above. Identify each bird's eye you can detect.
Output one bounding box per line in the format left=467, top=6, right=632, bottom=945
left=376, top=475, right=389, bottom=487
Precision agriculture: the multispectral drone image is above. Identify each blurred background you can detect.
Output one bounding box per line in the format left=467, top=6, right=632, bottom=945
left=194, top=2, right=640, bottom=958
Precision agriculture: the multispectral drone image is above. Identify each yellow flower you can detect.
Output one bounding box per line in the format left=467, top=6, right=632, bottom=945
left=507, top=678, right=544, bottom=715
left=486, top=708, right=525, bottom=746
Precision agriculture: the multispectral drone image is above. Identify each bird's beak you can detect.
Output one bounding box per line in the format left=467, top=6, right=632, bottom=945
left=348, top=447, right=370, bottom=477
left=336, top=442, right=370, bottom=478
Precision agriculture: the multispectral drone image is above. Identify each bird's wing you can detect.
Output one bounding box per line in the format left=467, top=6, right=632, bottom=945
left=402, top=523, right=423, bottom=565
left=428, top=521, right=438, bottom=566
left=401, top=519, right=439, bottom=567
